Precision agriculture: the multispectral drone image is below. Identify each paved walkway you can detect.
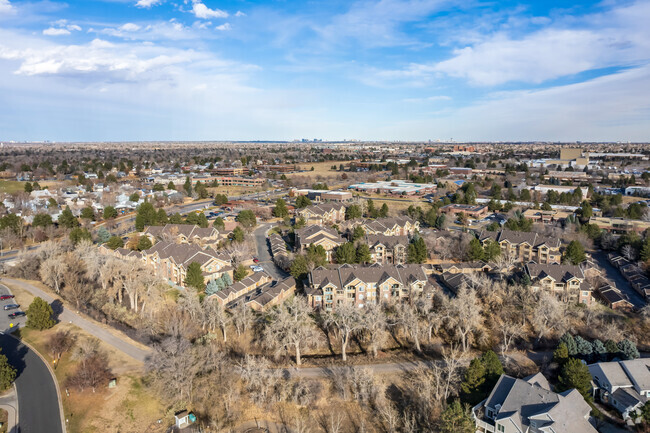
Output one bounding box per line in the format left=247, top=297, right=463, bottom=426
left=1, top=278, right=151, bottom=363
left=0, top=385, right=19, bottom=433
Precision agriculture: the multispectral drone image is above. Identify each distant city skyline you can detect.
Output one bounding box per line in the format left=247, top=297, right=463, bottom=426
left=0, top=0, right=649, bottom=142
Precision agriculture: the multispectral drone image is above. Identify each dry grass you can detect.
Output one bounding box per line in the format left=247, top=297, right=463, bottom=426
left=0, top=181, right=26, bottom=194
left=0, top=409, right=6, bottom=433
left=292, top=162, right=340, bottom=176
left=7, top=283, right=165, bottom=433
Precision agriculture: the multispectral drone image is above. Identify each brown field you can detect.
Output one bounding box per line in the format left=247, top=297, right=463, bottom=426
left=7, top=283, right=166, bottom=433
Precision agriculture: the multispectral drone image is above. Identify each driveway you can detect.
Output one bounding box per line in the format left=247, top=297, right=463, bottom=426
left=592, top=251, right=647, bottom=309
left=253, top=224, right=289, bottom=281
left=0, top=335, right=63, bottom=433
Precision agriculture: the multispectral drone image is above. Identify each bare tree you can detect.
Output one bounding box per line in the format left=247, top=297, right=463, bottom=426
left=39, top=256, right=67, bottom=294
left=146, top=336, right=198, bottom=402
left=204, top=300, right=231, bottom=342
left=263, top=297, right=319, bottom=365
left=499, top=315, right=523, bottom=355
left=232, top=302, right=253, bottom=337
left=621, top=244, right=637, bottom=262
left=530, top=292, right=567, bottom=342
left=396, top=301, right=424, bottom=353
left=47, top=330, right=75, bottom=360
left=325, top=304, right=364, bottom=362
left=359, top=302, right=388, bottom=357
left=444, top=286, right=483, bottom=352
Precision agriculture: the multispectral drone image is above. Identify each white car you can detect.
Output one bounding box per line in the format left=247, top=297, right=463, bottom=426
left=252, top=266, right=264, bottom=272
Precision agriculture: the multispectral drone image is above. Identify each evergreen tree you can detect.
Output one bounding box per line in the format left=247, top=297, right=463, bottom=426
left=604, top=339, right=619, bottom=356
left=352, top=226, right=365, bottom=241
left=97, top=226, right=111, bottom=243
left=205, top=279, right=220, bottom=296
left=0, top=348, right=16, bottom=391
left=135, top=202, right=157, bottom=231
left=184, top=262, right=205, bottom=290
left=563, top=240, right=586, bottom=265
left=169, top=213, right=184, bottom=224
left=483, top=240, right=501, bottom=261
left=156, top=209, right=168, bottom=225
left=460, top=357, right=486, bottom=405
left=184, top=176, right=193, bottom=196
left=80, top=207, right=95, bottom=220
left=69, top=227, right=92, bottom=245
left=103, top=206, right=117, bottom=220
left=273, top=198, right=289, bottom=218
left=336, top=242, right=357, bottom=264
left=553, top=342, right=569, bottom=364
left=557, top=358, right=592, bottom=398
left=213, top=217, right=225, bottom=230
left=235, top=210, right=257, bottom=229
left=290, top=255, right=309, bottom=281
left=379, top=203, right=389, bottom=217
left=356, top=244, right=372, bottom=264
left=221, top=273, right=232, bottom=286
left=167, top=181, right=176, bottom=190
left=137, top=236, right=153, bottom=251
left=467, top=238, right=485, bottom=261
left=306, top=245, right=328, bottom=268
left=574, top=335, right=593, bottom=357
left=233, top=264, right=248, bottom=282
left=618, top=339, right=640, bottom=360
left=366, top=199, right=377, bottom=218
left=58, top=206, right=79, bottom=228
left=640, top=237, right=650, bottom=262
left=230, top=226, right=245, bottom=243
left=439, top=400, right=474, bottom=433
left=345, top=205, right=362, bottom=220
left=592, top=339, right=606, bottom=361
left=560, top=332, right=578, bottom=356
left=106, top=236, right=124, bottom=250
left=26, top=297, right=55, bottom=330
left=32, top=213, right=53, bottom=228
left=295, top=196, right=312, bottom=208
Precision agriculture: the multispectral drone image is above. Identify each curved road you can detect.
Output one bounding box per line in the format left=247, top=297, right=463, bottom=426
left=0, top=335, right=63, bottom=433
left=253, top=224, right=289, bottom=281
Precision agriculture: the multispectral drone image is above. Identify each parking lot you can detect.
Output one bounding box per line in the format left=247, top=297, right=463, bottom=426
left=0, top=282, right=27, bottom=334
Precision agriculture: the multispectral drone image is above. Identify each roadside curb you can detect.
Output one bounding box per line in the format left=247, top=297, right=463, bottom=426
left=0, top=383, right=19, bottom=433
left=8, top=334, right=67, bottom=433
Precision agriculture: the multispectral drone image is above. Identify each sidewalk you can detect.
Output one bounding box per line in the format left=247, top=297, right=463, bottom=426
left=0, top=384, right=19, bottom=433
left=3, top=278, right=151, bottom=363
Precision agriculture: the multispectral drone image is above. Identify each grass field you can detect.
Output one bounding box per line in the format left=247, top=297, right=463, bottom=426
left=0, top=181, right=26, bottom=194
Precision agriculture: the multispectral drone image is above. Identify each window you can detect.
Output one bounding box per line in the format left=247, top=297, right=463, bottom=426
left=315, top=296, right=322, bottom=301
left=497, top=425, right=505, bottom=432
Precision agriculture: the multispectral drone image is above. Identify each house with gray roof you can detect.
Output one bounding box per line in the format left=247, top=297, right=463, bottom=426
left=473, top=373, right=597, bottom=433
left=589, top=359, right=650, bottom=421
left=294, top=225, right=345, bottom=261
left=365, top=234, right=408, bottom=265
left=143, top=224, right=219, bottom=244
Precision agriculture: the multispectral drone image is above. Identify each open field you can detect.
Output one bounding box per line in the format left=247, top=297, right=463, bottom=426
left=8, top=283, right=166, bottom=433
left=0, top=181, right=26, bottom=194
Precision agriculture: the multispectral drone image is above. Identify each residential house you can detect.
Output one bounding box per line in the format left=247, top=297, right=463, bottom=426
left=306, top=263, right=431, bottom=311
left=342, top=216, right=419, bottom=237
left=609, top=253, right=650, bottom=300
left=141, top=241, right=231, bottom=288
left=269, top=233, right=288, bottom=261
left=479, top=230, right=561, bottom=264
left=297, top=203, right=346, bottom=225
left=595, top=285, right=634, bottom=311
left=294, top=225, right=346, bottom=261
left=365, top=234, right=408, bottom=265
left=472, top=373, right=597, bottom=433
left=526, top=263, right=592, bottom=305
left=143, top=224, right=219, bottom=244
left=438, top=261, right=492, bottom=274
left=589, top=359, right=650, bottom=421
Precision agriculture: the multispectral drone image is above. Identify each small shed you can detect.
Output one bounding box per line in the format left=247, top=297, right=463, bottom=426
left=175, top=410, right=196, bottom=429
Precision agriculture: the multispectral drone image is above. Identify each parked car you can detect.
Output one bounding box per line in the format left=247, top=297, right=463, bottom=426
left=8, top=311, right=25, bottom=318
left=0, top=295, right=14, bottom=300
left=4, top=304, right=20, bottom=311
left=252, top=266, right=264, bottom=272
left=253, top=257, right=260, bottom=263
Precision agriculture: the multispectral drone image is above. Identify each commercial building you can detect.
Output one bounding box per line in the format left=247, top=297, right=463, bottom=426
left=439, top=204, right=489, bottom=219
left=347, top=180, right=437, bottom=196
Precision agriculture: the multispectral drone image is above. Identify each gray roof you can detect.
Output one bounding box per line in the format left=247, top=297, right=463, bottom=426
left=526, top=263, right=584, bottom=283
left=366, top=234, right=408, bottom=249
left=145, top=240, right=230, bottom=267
left=309, top=263, right=429, bottom=293
left=479, top=229, right=560, bottom=249
left=144, top=224, right=218, bottom=240
left=484, top=374, right=596, bottom=433
left=299, top=202, right=345, bottom=217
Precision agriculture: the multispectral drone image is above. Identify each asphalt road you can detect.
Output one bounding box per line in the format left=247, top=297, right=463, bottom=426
left=0, top=284, right=27, bottom=333
left=0, top=335, right=63, bottom=433
left=253, top=224, right=289, bottom=281
left=592, top=251, right=647, bottom=309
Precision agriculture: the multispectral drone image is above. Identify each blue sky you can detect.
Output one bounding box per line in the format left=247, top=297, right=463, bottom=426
left=0, top=0, right=649, bottom=142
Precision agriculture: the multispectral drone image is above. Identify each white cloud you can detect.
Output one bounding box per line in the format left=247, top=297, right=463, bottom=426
left=119, top=23, right=141, bottom=32
left=235, top=11, right=246, bottom=17
left=43, top=28, right=71, bottom=36
left=0, top=0, right=13, bottom=14
left=403, top=95, right=451, bottom=103
left=135, top=0, right=163, bottom=8
left=215, top=23, right=231, bottom=31
left=67, top=24, right=82, bottom=32
left=191, top=2, right=228, bottom=19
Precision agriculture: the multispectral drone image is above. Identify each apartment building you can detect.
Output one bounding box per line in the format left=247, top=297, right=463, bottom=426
left=306, top=263, right=430, bottom=311
left=341, top=216, right=419, bottom=237
left=210, top=272, right=272, bottom=306
left=141, top=241, right=232, bottom=288
left=525, top=263, right=592, bottom=305
left=143, top=224, right=219, bottom=244
left=294, top=225, right=345, bottom=261
left=589, top=216, right=650, bottom=235
left=215, top=176, right=265, bottom=187
left=365, top=234, right=408, bottom=265
left=479, top=230, right=561, bottom=264
left=297, top=203, right=346, bottom=225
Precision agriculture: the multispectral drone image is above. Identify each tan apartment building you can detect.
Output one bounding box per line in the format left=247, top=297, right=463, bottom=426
left=526, top=263, right=592, bottom=305
left=297, top=203, right=347, bottom=225
left=479, top=229, right=561, bottom=264
left=294, top=225, right=345, bottom=261
left=365, top=234, right=408, bottom=265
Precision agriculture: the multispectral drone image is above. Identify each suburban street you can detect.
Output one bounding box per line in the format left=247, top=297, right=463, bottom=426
left=0, top=335, right=64, bottom=433
left=254, top=224, right=289, bottom=281
left=592, top=251, right=647, bottom=309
